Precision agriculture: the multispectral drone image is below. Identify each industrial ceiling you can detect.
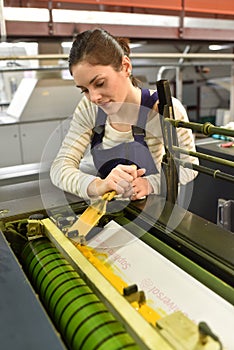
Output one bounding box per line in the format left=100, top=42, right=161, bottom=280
left=1, top=0, right=234, bottom=41
left=1, top=0, right=234, bottom=120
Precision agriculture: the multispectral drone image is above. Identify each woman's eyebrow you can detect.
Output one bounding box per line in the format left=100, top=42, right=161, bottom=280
left=76, top=74, right=101, bottom=89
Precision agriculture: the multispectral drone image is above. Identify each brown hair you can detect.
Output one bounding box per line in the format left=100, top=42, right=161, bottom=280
left=68, top=28, right=139, bottom=87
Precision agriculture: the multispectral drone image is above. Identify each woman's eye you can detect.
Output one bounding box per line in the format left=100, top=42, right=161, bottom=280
left=96, top=81, right=104, bottom=88
left=80, top=89, right=88, bottom=94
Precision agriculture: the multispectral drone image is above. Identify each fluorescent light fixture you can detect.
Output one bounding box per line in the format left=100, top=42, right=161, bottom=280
left=61, top=42, right=73, bottom=49
left=129, top=43, right=144, bottom=49
left=209, top=44, right=233, bottom=51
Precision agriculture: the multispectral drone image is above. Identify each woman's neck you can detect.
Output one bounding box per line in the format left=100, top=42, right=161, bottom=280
left=108, top=86, right=141, bottom=129
left=126, top=84, right=141, bottom=105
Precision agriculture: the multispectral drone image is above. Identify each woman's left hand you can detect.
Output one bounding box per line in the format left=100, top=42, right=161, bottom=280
left=123, top=177, right=153, bottom=200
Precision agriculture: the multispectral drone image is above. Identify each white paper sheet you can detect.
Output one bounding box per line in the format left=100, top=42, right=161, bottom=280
left=88, top=221, right=234, bottom=350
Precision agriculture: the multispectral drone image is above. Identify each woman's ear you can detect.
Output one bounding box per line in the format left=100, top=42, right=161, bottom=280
left=122, top=55, right=132, bottom=77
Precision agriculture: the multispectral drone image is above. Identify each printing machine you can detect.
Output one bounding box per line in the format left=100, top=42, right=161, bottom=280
left=0, top=80, right=233, bottom=350
left=0, top=158, right=233, bottom=350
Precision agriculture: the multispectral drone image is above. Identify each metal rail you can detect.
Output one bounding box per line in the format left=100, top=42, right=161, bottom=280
left=164, top=118, right=234, bottom=183
left=165, top=119, right=234, bottom=138
left=1, top=53, right=234, bottom=61
left=173, top=146, right=234, bottom=169
left=177, top=158, right=234, bottom=183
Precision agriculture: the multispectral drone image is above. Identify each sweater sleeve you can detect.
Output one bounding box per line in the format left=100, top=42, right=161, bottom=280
left=172, top=96, right=199, bottom=183
left=50, top=97, right=99, bottom=199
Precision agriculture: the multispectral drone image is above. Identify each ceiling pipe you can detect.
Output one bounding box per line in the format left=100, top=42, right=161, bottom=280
left=157, top=45, right=191, bottom=100
left=1, top=53, right=234, bottom=61
left=157, top=66, right=183, bottom=101
left=131, top=53, right=234, bottom=59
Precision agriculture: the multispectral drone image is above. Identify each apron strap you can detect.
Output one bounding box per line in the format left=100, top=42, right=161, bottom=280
left=132, top=89, right=158, bottom=139
left=91, top=108, right=106, bottom=147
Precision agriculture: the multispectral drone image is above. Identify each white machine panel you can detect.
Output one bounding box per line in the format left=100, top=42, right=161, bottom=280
left=20, top=120, right=61, bottom=164
left=0, top=124, right=22, bottom=166
left=7, top=78, right=81, bottom=121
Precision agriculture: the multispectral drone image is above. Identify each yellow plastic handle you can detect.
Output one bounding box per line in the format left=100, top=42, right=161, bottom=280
left=102, top=190, right=116, bottom=201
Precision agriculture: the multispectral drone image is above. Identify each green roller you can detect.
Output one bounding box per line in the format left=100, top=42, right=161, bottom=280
left=44, top=273, right=85, bottom=310
left=30, top=254, right=70, bottom=286
left=75, top=321, right=135, bottom=350
left=36, top=262, right=76, bottom=299
left=71, top=314, right=132, bottom=349
left=48, top=280, right=89, bottom=317
left=21, top=238, right=140, bottom=350
left=54, top=288, right=99, bottom=328
left=63, top=301, right=108, bottom=344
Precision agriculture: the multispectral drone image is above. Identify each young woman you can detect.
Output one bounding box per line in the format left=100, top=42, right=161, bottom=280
left=50, top=28, right=198, bottom=201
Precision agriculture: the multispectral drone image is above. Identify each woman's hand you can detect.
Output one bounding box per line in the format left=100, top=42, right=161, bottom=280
left=87, top=164, right=145, bottom=197
left=129, top=176, right=153, bottom=200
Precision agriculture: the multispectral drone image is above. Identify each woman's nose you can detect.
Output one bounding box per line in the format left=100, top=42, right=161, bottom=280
left=89, top=89, right=102, bottom=104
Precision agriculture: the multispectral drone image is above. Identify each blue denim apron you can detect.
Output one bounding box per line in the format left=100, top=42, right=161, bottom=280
left=91, top=89, right=158, bottom=178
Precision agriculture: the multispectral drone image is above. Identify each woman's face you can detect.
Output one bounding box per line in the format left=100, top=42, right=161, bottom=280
left=71, top=58, right=132, bottom=114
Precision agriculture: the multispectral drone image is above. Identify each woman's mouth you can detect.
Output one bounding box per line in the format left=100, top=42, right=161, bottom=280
left=99, top=101, right=111, bottom=108
left=98, top=101, right=123, bottom=115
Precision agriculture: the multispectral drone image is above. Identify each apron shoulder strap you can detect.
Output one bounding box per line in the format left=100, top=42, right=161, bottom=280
left=141, top=88, right=158, bottom=109
left=91, top=108, right=107, bottom=147
left=136, top=89, right=158, bottom=129
left=95, top=107, right=107, bottom=126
